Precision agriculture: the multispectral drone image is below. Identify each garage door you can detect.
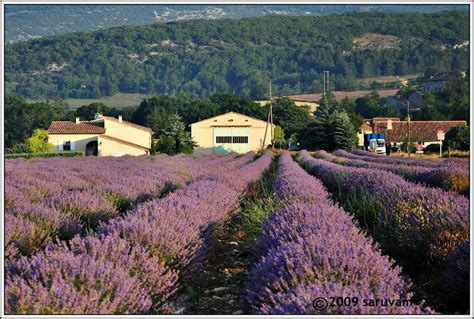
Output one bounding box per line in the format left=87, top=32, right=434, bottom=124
left=213, top=127, right=249, bottom=154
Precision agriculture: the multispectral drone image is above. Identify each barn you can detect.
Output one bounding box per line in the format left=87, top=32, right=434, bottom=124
left=190, top=112, right=274, bottom=154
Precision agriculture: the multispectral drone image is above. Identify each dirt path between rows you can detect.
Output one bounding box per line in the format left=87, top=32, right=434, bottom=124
left=186, top=210, right=255, bottom=315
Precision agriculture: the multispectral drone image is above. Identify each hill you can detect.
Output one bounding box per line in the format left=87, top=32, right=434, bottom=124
left=5, top=11, right=469, bottom=100
left=5, top=4, right=468, bottom=43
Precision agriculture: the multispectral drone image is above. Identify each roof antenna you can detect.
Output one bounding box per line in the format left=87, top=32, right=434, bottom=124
left=94, top=104, right=101, bottom=120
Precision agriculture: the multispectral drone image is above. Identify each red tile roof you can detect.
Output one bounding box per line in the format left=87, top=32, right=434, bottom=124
left=48, top=121, right=106, bottom=134
left=373, top=120, right=467, bottom=142
left=99, top=134, right=149, bottom=151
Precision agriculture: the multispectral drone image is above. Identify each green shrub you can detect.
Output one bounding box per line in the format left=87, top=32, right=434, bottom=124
left=5, top=151, right=85, bottom=159
left=5, top=143, right=31, bottom=154
left=423, top=143, right=441, bottom=154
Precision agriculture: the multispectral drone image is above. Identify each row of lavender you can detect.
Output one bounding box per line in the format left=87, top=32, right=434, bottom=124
left=5, top=152, right=274, bottom=314
left=354, top=149, right=469, bottom=170
left=332, top=150, right=469, bottom=195
left=297, top=151, right=469, bottom=308
left=243, top=152, right=432, bottom=314
left=5, top=152, right=249, bottom=259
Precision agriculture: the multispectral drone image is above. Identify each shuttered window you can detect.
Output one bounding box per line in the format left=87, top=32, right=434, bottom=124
left=216, top=136, right=248, bottom=143
left=216, top=136, right=232, bottom=143
left=232, top=136, right=248, bottom=144
left=63, top=141, right=71, bottom=151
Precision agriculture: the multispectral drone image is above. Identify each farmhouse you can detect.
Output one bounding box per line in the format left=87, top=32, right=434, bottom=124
left=191, top=112, right=274, bottom=154
left=372, top=119, right=467, bottom=147
left=48, top=114, right=153, bottom=156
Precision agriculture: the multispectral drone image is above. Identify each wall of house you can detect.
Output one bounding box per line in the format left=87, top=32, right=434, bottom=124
left=357, top=128, right=373, bottom=147
left=191, top=113, right=273, bottom=153
left=48, top=134, right=98, bottom=152
left=102, top=119, right=152, bottom=149
left=98, top=136, right=148, bottom=156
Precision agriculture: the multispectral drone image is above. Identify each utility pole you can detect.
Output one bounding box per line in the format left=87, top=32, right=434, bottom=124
left=270, top=81, right=274, bottom=151
left=407, top=100, right=411, bottom=157
left=262, top=81, right=274, bottom=152
left=323, top=71, right=330, bottom=96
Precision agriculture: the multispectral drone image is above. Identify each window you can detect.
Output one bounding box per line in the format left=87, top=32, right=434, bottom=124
left=233, top=136, right=248, bottom=144
left=216, top=136, right=232, bottom=143
left=216, top=136, right=248, bottom=143
left=63, top=141, right=71, bottom=151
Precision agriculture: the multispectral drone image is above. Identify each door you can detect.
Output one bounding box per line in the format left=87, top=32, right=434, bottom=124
left=213, top=127, right=233, bottom=154
left=231, top=127, right=249, bottom=154
left=213, top=127, right=249, bottom=154
left=85, top=141, right=98, bottom=156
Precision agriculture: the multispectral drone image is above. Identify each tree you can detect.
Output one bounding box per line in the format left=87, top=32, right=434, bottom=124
left=274, top=125, right=285, bottom=149
left=355, top=91, right=380, bottom=118
left=5, top=95, right=57, bottom=148
left=301, top=111, right=357, bottom=151
left=209, top=93, right=266, bottom=120
left=75, top=103, right=110, bottom=121
left=26, top=129, right=55, bottom=153
left=445, top=125, right=469, bottom=151
left=271, top=97, right=314, bottom=137
left=155, top=114, right=196, bottom=155
left=302, top=92, right=337, bottom=150
left=339, top=96, right=356, bottom=113
left=329, top=111, right=358, bottom=152
left=317, top=91, right=337, bottom=120
left=132, top=96, right=178, bottom=135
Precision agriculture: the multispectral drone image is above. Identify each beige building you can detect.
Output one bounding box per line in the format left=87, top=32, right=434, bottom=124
left=191, top=112, right=274, bottom=154
left=48, top=114, right=153, bottom=156
left=255, top=100, right=318, bottom=113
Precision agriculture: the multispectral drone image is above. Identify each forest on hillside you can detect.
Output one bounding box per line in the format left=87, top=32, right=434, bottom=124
left=5, top=11, right=469, bottom=99
left=5, top=4, right=467, bottom=43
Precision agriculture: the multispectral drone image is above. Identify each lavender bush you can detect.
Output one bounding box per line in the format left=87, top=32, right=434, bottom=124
left=5, top=203, right=82, bottom=257
left=333, top=150, right=469, bottom=195
left=5, top=152, right=254, bottom=259
left=244, top=152, right=432, bottom=314
left=5, top=234, right=177, bottom=314
left=5, top=151, right=274, bottom=314
left=297, top=150, right=469, bottom=301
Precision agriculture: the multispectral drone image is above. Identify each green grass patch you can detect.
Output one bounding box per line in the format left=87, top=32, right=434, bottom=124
left=231, top=157, right=280, bottom=245
left=5, top=151, right=85, bottom=159
left=27, top=93, right=152, bottom=109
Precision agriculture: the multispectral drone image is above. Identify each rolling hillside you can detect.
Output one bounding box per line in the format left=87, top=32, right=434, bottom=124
left=5, top=11, right=469, bottom=99
left=5, top=4, right=468, bottom=43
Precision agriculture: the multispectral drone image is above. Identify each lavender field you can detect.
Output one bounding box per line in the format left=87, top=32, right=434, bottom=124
left=4, top=150, right=469, bottom=315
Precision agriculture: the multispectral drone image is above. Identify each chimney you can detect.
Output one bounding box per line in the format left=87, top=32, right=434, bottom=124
left=75, top=117, right=80, bottom=124
left=118, top=115, right=122, bottom=123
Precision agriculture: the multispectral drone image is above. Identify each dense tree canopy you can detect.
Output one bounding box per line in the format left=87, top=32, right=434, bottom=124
left=445, top=125, right=469, bottom=151
left=269, top=97, right=314, bottom=137
left=4, top=95, right=68, bottom=148
left=5, top=11, right=469, bottom=99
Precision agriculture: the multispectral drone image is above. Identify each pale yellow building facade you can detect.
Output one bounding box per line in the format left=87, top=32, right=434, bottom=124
left=48, top=115, right=152, bottom=156
left=191, top=112, right=274, bottom=154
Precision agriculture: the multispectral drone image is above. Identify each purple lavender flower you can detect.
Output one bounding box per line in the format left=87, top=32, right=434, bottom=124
left=297, top=150, right=469, bottom=311
left=5, top=234, right=177, bottom=314
left=244, top=151, right=432, bottom=315
left=333, top=149, right=469, bottom=195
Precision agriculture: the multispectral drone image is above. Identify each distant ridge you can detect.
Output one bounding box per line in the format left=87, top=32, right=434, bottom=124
left=5, top=4, right=469, bottom=43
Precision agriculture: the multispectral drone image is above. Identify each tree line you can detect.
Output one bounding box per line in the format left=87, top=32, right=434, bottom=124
left=5, top=11, right=469, bottom=99
left=5, top=76, right=469, bottom=154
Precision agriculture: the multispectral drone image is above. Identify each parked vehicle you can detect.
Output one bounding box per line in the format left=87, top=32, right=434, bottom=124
left=363, top=133, right=386, bottom=155
left=391, top=145, right=402, bottom=153
left=288, top=142, right=300, bottom=151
